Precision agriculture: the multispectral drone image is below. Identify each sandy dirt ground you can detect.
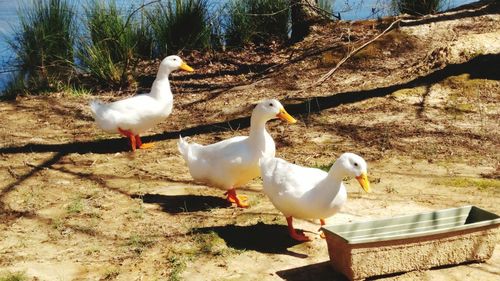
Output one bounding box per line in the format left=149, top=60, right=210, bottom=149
left=0, top=4, right=499, bottom=281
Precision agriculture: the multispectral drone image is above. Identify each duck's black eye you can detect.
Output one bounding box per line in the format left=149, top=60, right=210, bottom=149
left=269, top=103, right=273, bottom=107
left=354, top=162, right=359, bottom=167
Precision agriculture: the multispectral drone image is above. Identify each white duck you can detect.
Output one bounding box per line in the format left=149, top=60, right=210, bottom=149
left=260, top=153, right=371, bottom=241
left=90, top=55, right=194, bottom=151
left=178, top=99, right=297, bottom=208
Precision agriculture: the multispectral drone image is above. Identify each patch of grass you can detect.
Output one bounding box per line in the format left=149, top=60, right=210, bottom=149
left=225, top=0, right=289, bottom=47
left=167, top=255, right=187, bottom=281
left=72, top=224, right=98, bottom=236
left=66, top=198, right=84, bottom=214
left=442, top=74, right=484, bottom=98
left=127, top=233, right=155, bottom=254
left=313, top=162, right=333, bottom=172
left=51, top=218, right=65, bottom=232
left=129, top=205, right=145, bottom=219
left=101, top=266, right=120, bottom=280
left=432, top=177, right=500, bottom=191
left=77, top=0, right=155, bottom=88
left=391, top=86, right=427, bottom=99
left=84, top=245, right=101, bottom=256
left=147, top=0, right=212, bottom=56
left=65, top=86, right=92, bottom=97
left=194, top=231, right=227, bottom=255
left=441, top=74, right=487, bottom=114
left=0, top=271, right=28, bottom=281
left=7, top=0, right=76, bottom=94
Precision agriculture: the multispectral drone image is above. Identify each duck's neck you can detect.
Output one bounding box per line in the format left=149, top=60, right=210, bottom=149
left=150, top=69, right=173, bottom=100
left=327, top=160, right=348, bottom=183
left=308, top=161, right=347, bottom=203
left=248, top=114, right=271, bottom=148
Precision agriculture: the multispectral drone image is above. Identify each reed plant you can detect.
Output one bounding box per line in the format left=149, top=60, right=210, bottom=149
left=7, top=0, right=76, bottom=92
left=147, top=0, right=212, bottom=56
left=78, top=0, right=133, bottom=87
left=225, top=0, right=289, bottom=47
left=78, top=0, right=155, bottom=88
left=393, top=0, right=446, bottom=16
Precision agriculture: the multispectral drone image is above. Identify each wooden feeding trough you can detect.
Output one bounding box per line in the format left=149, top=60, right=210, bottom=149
left=321, top=206, right=500, bottom=280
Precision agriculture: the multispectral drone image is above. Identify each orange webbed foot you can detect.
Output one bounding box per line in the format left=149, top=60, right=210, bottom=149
left=139, top=142, right=155, bottom=149
left=290, top=231, right=312, bottom=242
left=225, top=189, right=249, bottom=208
left=286, top=216, right=311, bottom=242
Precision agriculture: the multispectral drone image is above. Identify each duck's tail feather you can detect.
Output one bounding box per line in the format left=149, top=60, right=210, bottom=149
left=177, top=135, right=190, bottom=161
left=89, top=99, right=103, bottom=118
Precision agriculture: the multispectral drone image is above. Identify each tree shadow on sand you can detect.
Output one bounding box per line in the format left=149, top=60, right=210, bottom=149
left=1, top=54, right=497, bottom=156
left=131, top=193, right=231, bottom=213
left=193, top=222, right=309, bottom=257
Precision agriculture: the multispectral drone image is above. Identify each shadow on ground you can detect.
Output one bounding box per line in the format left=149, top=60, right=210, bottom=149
left=194, top=222, right=309, bottom=257
left=131, top=194, right=231, bottom=213
left=276, top=261, right=348, bottom=281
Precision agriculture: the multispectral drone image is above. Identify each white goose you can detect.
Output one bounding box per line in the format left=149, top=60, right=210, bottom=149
left=260, top=153, right=371, bottom=241
left=90, top=55, right=193, bottom=151
left=178, top=99, right=297, bottom=208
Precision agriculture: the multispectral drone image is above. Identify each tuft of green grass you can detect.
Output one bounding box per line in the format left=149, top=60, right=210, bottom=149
left=391, top=86, right=427, bottom=99
left=101, top=266, right=120, bottom=280
left=194, top=231, right=227, bottom=255
left=313, top=162, right=333, bottom=172
left=77, top=0, right=136, bottom=88
left=225, top=0, right=289, bottom=47
left=127, top=233, right=155, bottom=254
left=77, top=0, right=156, bottom=88
left=84, top=245, right=101, bottom=256
left=167, top=255, right=187, bottom=281
left=66, top=198, right=84, bottom=214
left=0, top=271, right=28, bottom=281
left=147, top=0, right=212, bottom=56
left=432, top=177, right=500, bottom=191
left=7, top=0, right=76, bottom=94
left=65, top=85, right=92, bottom=97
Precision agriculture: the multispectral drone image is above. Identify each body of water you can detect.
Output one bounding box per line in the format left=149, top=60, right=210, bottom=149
left=0, top=0, right=478, bottom=92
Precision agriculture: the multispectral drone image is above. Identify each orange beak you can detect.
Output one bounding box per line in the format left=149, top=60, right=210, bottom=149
left=355, top=172, right=371, bottom=193
left=276, top=108, right=297, bottom=124
left=180, top=62, right=194, bottom=72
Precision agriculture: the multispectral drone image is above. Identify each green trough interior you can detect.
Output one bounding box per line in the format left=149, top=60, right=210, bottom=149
left=322, top=205, right=500, bottom=244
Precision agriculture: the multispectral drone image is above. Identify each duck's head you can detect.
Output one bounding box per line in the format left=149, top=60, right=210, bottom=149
left=253, top=99, right=297, bottom=124
left=334, top=153, right=371, bottom=193
left=159, top=55, right=194, bottom=74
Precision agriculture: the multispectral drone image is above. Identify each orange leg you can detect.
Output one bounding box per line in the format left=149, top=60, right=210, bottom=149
left=286, top=216, right=311, bottom=242
left=135, top=135, right=142, bottom=148
left=118, top=128, right=136, bottom=151
left=319, top=219, right=326, bottom=239
left=224, top=188, right=249, bottom=208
